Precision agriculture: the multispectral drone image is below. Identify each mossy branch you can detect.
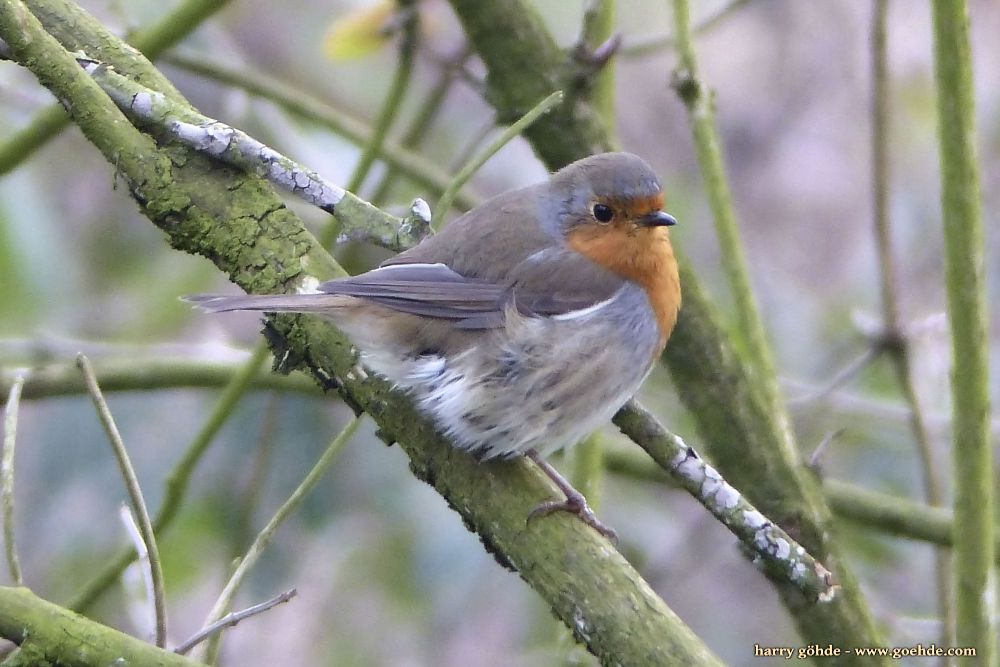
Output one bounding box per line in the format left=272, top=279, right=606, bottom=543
left=931, top=0, right=996, bottom=659
left=669, top=0, right=788, bottom=447
left=0, top=0, right=231, bottom=174
left=0, top=586, right=202, bottom=667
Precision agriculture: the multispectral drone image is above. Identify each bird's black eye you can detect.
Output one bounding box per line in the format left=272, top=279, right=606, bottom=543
left=592, top=203, right=614, bottom=223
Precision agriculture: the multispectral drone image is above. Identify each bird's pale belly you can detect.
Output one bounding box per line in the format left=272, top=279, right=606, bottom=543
left=360, top=286, right=662, bottom=459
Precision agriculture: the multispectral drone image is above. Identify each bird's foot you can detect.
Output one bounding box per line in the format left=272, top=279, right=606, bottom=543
left=528, top=493, right=619, bottom=544
left=526, top=450, right=619, bottom=544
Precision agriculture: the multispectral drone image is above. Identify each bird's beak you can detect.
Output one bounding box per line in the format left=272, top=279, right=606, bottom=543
left=637, top=210, right=677, bottom=227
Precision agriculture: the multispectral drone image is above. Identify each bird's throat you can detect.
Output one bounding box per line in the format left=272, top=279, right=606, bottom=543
left=567, top=226, right=681, bottom=355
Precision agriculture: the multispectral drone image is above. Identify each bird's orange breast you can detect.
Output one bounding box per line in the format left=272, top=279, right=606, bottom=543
left=567, top=225, right=681, bottom=356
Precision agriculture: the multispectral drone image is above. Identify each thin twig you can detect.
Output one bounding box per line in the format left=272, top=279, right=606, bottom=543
left=1, top=372, right=25, bottom=585
left=369, top=45, right=472, bottom=205
left=68, top=344, right=271, bottom=613
left=670, top=0, right=792, bottom=456
left=807, top=428, right=846, bottom=471
left=446, top=118, right=498, bottom=174
left=621, top=0, right=753, bottom=58
left=432, top=90, right=564, bottom=229
left=174, top=588, right=296, bottom=656
left=230, top=395, right=280, bottom=557
left=196, top=417, right=361, bottom=657
left=787, top=347, right=882, bottom=406
left=118, top=504, right=158, bottom=643
left=77, top=353, right=167, bottom=647
left=337, top=0, right=419, bottom=203
left=870, top=0, right=952, bottom=650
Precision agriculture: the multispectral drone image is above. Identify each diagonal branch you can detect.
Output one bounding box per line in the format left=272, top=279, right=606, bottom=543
left=0, top=0, right=231, bottom=174
left=615, top=401, right=836, bottom=602
left=75, top=56, right=430, bottom=252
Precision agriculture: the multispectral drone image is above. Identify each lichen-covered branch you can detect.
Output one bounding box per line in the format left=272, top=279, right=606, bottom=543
left=0, top=0, right=231, bottom=175
left=77, top=57, right=430, bottom=252
left=615, top=400, right=836, bottom=602
left=163, top=52, right=481, bottom=211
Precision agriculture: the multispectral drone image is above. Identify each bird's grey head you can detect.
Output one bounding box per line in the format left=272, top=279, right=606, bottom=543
left=538, top=152, right=674, bottom=238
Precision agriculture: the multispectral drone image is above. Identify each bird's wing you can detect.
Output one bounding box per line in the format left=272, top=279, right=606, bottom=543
left=318, top=251, right=626, bottom=330
left=318, top=188, right=628, bottom=329
left=318, top=263, right=506, bottom=324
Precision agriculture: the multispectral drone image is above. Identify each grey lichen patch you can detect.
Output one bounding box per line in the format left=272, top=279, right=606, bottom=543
left=742, top=510, right=767, bottom=530
left=410, top=197, right=432, bottom=224
left=171, top=120, right=234, bottom=156
left=82, top=61, right=349, bottom=216
left=130, top=90, right=158, bottom=118
left=573, top=605, right=593, bottom=643
left=614, top=402, right=838, bottom=603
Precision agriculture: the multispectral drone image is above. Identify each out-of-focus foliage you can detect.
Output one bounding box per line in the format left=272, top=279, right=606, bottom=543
left=323, top=0, right=396, bottom=60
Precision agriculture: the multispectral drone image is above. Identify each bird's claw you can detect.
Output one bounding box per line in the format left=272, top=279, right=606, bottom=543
left=528, top=494, right=619, bottom=544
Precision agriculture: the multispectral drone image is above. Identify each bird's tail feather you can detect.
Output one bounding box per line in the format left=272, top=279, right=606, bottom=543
left=183, top=293, right=345, bottom=314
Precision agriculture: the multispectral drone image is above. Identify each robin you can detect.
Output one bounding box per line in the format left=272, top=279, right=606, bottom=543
left=190, top=152, right=680, bottom=539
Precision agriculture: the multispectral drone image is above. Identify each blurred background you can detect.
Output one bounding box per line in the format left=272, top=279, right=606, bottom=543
left=1, top=0, right=998, bottom=664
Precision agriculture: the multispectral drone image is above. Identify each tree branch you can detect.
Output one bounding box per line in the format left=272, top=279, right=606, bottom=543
left=870, top=0, right=952, bottom=648
left=931, top=0, right=996, bottom=658
left=77, top=354, right=167, bottom=647
left=164, top=51, right=481, bottom=211
left=0, top=0, right=231, bottom=174
left=0, top=586, right=201, bottom=667
left=615, top=401, right=836, bottom=602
